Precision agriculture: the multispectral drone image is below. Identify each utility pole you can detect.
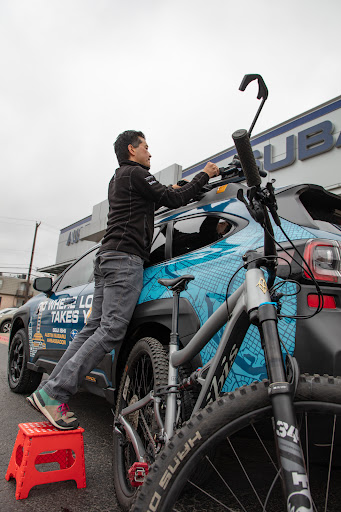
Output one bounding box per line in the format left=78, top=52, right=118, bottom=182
left=24, top=221, right=41, bottom=303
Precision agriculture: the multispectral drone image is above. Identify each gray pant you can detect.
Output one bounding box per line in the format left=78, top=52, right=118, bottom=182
left=41, top=250, right=144, bottom=403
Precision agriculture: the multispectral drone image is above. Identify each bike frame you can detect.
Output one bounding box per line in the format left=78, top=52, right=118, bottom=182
left=117, top=258, right=283, bottom=441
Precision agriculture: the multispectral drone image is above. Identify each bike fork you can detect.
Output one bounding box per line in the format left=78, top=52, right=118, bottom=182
left=258, top=303, right=313, bottom=512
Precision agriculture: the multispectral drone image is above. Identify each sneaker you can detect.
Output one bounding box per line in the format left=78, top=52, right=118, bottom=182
left=26, top=393, right=40, bottom=411
left=27, top=392, right=75, bottom=417
left=33, top=389, right=79, bottom=430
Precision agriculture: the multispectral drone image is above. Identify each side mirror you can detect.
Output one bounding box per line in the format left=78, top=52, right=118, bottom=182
left=33, top=277, right=53, bottom=293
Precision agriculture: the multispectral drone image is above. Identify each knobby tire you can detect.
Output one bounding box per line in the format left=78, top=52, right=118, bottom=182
left=132, top=374, right=341, bottom=512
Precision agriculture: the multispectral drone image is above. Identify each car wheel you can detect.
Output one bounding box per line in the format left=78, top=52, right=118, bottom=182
left=0, top=320, right=12, bottom=333
left=7, top=328, right=42, bottom=393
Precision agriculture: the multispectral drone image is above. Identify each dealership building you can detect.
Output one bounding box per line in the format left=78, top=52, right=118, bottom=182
left=40, top=95, right=341, bottom=275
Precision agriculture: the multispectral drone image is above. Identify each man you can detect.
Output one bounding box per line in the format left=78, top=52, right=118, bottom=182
left=28, top=130, right=219, bottom=429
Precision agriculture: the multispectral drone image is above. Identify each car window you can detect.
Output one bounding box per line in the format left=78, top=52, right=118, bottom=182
left=56, top=249, right=96, bottom=291
left=149, top=225, right=167, bottom=265
left=172, top=215, right=232, bottom=258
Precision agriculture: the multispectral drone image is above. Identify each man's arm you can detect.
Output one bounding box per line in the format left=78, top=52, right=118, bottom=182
left=132, top=162, right=219, bottom=209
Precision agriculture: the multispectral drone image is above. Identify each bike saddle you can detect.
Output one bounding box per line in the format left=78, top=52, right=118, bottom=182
left=158, top=274, right=195, bottom=292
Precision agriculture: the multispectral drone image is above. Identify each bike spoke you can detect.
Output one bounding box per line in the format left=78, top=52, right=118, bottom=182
left=263, top=469, right=282, bottom=511
left=205, top=455, right=248, bottom=512
left=324, top=414, right=336, bottom=512
left=139, top=410, right=155, bottom=449
left=187, top=479, right=238, bottom=511
left=252, top=422, right=279, bottom=474
left=302, top=413, right=318, bottom=512
left=227, top=436, right=265, bottom=510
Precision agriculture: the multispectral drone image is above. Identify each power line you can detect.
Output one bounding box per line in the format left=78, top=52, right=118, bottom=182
left=0, top=216, right=60, bottom=231
left=0, top=216, right=36, bottom=224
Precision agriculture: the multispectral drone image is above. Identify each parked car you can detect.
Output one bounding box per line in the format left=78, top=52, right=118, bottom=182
left=7, top=179, right=341, bottom=401
left=0, top=308, right=17, bottom=333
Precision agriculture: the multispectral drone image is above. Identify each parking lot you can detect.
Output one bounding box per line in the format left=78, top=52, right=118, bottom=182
left=0, top=337, right=121, bottom=512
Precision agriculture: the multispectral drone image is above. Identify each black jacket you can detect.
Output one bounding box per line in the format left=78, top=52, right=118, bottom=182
left=99, top=160, right=209, bottom=261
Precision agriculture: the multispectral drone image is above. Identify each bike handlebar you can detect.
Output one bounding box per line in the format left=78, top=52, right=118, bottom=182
left=232, top=129, right=261, bottom=188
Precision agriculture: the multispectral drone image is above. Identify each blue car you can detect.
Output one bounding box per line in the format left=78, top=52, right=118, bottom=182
left=7, top=180, right=341, bottom=401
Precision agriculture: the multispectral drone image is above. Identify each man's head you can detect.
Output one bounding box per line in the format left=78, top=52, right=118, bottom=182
left=114, top=130, right=151, bottom=168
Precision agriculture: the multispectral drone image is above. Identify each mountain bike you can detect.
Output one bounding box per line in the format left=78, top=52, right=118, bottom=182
left=114, top=76, right=341, bottom=511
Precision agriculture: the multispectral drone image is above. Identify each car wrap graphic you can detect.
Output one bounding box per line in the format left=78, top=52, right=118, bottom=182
left=28, top=291, right=93, bottom=358
left=140, top=216, right=316, bottom=392
left=27, top=201, right=318, bottom=393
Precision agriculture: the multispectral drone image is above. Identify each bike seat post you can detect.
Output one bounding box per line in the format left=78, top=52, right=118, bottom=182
left=170, top=288, right=180, bottom=347
left=165, top=288, right=181, bottom=439
left=157, top=275, right=194, bottom=440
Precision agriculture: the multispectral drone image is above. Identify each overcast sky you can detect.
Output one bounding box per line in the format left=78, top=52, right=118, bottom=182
left=1, top=0, right=341, bottom=276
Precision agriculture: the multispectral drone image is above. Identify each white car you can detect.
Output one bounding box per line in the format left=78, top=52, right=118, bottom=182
left=0, top=308, right=17, bottom=333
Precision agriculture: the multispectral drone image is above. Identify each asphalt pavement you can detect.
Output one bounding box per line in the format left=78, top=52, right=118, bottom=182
left=0, top=337, right=121, bottom=512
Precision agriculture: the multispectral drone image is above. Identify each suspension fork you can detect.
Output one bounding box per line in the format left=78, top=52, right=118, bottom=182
left=257, top=303, right=313, bottom=511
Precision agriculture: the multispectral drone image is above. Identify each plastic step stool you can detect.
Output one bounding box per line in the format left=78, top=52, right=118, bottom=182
left=5, top=421, right=86, bottom=499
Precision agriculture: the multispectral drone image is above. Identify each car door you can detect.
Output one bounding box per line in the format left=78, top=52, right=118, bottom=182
left=29, top=248, right=97, bottom=358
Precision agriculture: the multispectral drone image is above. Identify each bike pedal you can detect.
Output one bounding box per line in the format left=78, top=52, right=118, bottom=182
left=128, top=462, right=149, bottom=487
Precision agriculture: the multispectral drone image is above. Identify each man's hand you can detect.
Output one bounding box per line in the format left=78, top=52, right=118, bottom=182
left=172, top=179, right=189, bottom=189
left=203, top=162, right=220, bottom=179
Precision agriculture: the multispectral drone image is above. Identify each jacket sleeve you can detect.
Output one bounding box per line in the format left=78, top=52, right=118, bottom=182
left=131, top=167, right=209, bottom=208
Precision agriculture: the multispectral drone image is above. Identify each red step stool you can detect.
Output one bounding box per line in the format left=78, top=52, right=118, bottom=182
left=5, top=421, right=86, bottom=499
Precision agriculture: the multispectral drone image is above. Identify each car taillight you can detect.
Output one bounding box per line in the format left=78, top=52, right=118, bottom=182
left=303, top=239, right=341, bottom=284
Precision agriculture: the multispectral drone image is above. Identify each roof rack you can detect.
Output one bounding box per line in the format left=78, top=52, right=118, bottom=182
left=155, top=157, right=267, bottom=215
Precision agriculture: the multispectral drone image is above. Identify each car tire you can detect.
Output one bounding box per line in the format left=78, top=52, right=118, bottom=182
left=0, top=320, right=12, bottom=333
left=113, top=337, right=169, bottom=511
left=7, top=328, right=42, bottom=393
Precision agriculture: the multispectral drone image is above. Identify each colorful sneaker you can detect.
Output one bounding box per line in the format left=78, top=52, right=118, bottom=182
left=33, top=389, right=79, bottom=430
left=27, top=392, right=75, bottom=417
left=26, top=393, right=40, bottom=411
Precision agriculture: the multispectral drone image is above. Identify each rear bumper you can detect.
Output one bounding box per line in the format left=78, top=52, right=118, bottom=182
left=294, top=284, right=341, bottom=376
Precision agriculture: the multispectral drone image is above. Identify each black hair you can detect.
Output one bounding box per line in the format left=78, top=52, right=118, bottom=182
left=114, top=130, right=145, bottom=164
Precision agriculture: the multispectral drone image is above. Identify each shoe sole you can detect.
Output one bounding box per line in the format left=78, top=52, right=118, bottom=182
left=26, top=394, right=40, bottom=411
left=27, top=393, right=75, bottom=418
left=33, top=391, right=79, bottom=430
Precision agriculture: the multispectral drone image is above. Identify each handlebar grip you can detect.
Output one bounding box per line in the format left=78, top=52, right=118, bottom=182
left=232, top=129, right=261, bottom=187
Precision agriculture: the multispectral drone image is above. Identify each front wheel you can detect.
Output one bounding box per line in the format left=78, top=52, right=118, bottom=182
left=7, top=329, right=42, bottom=393
left=132, top=374, right=341, bottom=512
left=113, top=337, right=168, bottom=511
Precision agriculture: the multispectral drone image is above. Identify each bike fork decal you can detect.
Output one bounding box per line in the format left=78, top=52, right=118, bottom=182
left=287, top=488, right=312, bottom=512
left=276, top=435, right=313, bottom=512
left=276, top=420, right=299, bottom=444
